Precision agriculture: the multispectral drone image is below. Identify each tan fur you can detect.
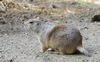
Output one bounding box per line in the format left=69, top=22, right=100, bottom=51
left=25, top=18, right=90, bottom=56
left=46, top=24, right=82, bottom=54
left=47, top=24, right=67, bottom=47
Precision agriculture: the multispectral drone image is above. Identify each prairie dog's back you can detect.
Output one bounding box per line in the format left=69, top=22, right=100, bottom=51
left=48, top=24, right=82, bottom=42
left=47, top=24, right=82, bottom=49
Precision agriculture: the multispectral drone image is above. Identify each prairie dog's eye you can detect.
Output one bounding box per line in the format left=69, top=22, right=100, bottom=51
left=29, top=22, right=33, bottom=24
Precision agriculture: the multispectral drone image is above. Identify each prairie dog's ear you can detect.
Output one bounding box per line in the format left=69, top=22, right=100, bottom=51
left=36, top=17, right=42, bottom=22
left=34, top=17, right=42, bottom=22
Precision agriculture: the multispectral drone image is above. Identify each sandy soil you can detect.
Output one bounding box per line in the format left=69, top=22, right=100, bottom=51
left=0, top=0, right=100, bottom=62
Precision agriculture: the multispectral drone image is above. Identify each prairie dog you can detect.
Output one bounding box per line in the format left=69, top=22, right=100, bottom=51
left=24, top=17, right=90, bottom=57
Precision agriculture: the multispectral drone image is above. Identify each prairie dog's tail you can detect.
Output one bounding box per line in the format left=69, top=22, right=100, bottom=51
left=77, top=46, right=91, bottom=57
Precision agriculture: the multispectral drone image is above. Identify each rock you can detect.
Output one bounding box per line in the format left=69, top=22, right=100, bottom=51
left=49, top=3, right=62, bottom=9
left=91, top=15, right=100, bottom=22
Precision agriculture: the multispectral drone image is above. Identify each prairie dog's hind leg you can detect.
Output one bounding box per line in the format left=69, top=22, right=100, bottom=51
left=59, top=48, right=67, bottom=55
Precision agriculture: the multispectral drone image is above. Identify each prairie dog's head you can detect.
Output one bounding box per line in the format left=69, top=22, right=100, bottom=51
left=24, top=17, right=42, bottom=32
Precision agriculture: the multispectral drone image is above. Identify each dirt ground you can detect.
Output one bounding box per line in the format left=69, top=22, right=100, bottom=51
left=0, top=0, right=100, bottom=62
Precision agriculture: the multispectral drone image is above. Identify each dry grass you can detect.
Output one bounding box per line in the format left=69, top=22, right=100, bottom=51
left=2, top=0, right=100, bottom=16
left=3, top=0, right=100, bottom=4
left=30, top=0, right=100, bottom=4
left=3, top=0, right=69, bottom=15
